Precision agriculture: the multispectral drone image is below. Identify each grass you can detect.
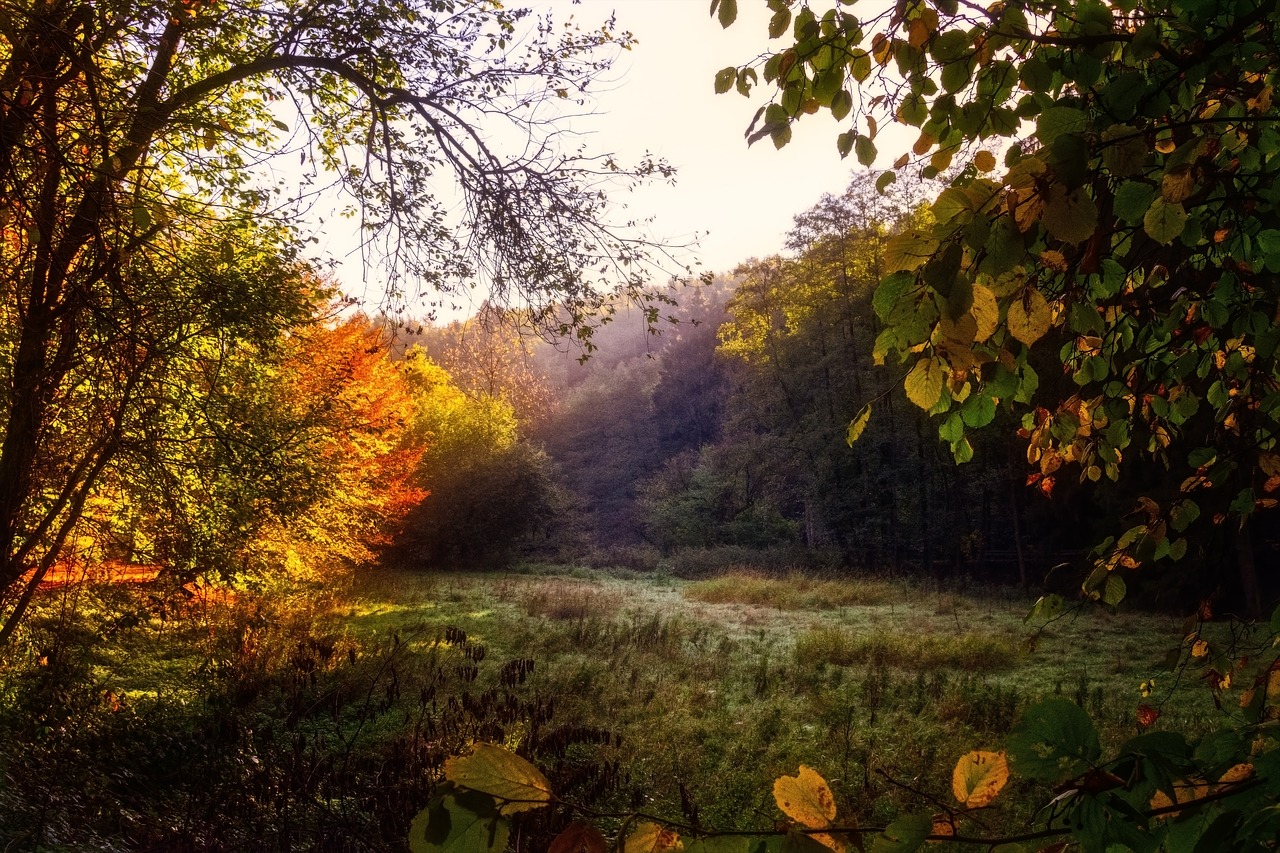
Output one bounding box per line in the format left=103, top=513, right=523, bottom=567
left=2, top=563, right=1251, bottom=850
left=685, top=570, right=900, bottom=609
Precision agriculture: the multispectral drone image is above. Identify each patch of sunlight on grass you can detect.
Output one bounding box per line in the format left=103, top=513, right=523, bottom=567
left=793, top=624, right=1022, bottom=672
left=466, top=610, right=494, bottom=618
left=344, top=602, right=434, bottom=619
left=684, top=571, right=899, bottom=610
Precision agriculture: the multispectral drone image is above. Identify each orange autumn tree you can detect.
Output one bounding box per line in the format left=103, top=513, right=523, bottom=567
left=244, top=313, right=426, bottom=581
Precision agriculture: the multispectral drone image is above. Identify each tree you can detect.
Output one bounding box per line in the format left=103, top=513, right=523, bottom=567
left=392, top=350, right=556, bottom=568
left=0, top=0, right=677, bottom=639
left=715, top=0, right=1280, bottom=611
left=417, top=311, right=557, bottom=433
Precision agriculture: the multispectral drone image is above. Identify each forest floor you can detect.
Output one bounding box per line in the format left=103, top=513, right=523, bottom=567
left=3, top=563, right=1258, bottom=849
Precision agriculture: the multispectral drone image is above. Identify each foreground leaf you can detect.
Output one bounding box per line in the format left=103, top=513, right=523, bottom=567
left=444, top=743, right=552, bottom=814
left=904, top=358, right=946, bottom=411
left=409, top=791, right=509, bottom=853
left=549, top=820, right=609, bottom=853
left=773, top=765, right=837, bottom=829
left=870, top=813, right=930, bottom=853
left=846, top=404, right=873, bottom=446
left=1007, top=698, right=1101, bottom=780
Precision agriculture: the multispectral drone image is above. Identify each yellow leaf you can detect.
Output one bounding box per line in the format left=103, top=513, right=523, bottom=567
left=882, top=230, right=937, bottom=272
left=773, top=765, right=837, bottom=829
left=1191, top=639, right=1208, bottom=658
left=1011, top=187, right=1044, bottom=233
left=969, top=283, right=998, bottom=342
left=624, top=822, right=682, bottom=853
left=1008, top=287, right=1052, bottom=347
left=904, top=357, right=946, bottom=411
left=846, top=403, right=873, bottom=446
left=952, top=751, right=1009, bottom=808
left=1038, top=249, right=1068, bottom=272
left=974, top=150, right=996, bottom=172
left=444, top=743, right=553, bottom=814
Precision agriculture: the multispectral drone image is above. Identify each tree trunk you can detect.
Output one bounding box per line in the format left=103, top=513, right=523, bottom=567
left=1236, top=521, right=1262, bottom=618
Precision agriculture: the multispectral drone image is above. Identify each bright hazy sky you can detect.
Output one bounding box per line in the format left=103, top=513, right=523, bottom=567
left=538, top=0, right=863, bottom=276
left=326, top=0, right=915, bottom=313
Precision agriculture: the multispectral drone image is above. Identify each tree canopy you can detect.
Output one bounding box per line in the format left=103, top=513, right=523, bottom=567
left=715, top=0, right=1280, bottom=612
left=0, top=0, right=678, bottom=639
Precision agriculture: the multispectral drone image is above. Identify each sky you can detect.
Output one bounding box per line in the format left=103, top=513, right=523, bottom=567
left=325, top=0, right=915, bottom=314
left=531, top=0, right=864, bottom=276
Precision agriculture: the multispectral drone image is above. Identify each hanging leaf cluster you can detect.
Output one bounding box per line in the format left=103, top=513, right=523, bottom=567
left=715, top=0, right=1280, bottom=602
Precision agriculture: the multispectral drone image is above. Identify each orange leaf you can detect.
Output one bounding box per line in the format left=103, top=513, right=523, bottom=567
left=1217, top=763, right=1254, bottom=786
left=549, top=821, right=608, bottom=853
left=951, top=751, right=1009, bottom=808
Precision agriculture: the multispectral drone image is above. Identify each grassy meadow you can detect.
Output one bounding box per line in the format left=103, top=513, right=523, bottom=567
left=0, top=564, right=1246, bottom=850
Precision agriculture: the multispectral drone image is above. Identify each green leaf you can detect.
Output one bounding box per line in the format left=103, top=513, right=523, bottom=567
left=882, top=231, right=937, bottom=272
left=830, top=89, right=852, bottom=121
left=713, top=0, right=737, bottom=28
left=904, top=357, right=946, bottom=411
left=837, top=130, right=855, bottom=159
left=870, top=813, right=931, bottom=853
left=1114, top=181, right=1156, bottom=224
left=982, top=216, right=1025, bottom=276
left=1027, top=593, right=1064, bottom=623
left=780, top=830, right=831, bottom=853
left=847, top=403, right=872, bottom=446
left=850, top=49, right=872, bottom=82
left=940, top=60, right=972, bottom=94
left=897, top=91, right=927, bottom=125
left=1102, top=573, right=1126, bottom=606
left=686, top=836, right=764, bottom=853
left=715, top=67, right=736, bottom=94
left=410, top=792, right=509, bottom=853
left=768, top=7, right=791, bottom=38
left=951, top=436, right=974, bottom=463
left=1144, top=198, right=1188, bottom=244
left=931, top=188, right=973, bottom=225
left=939, top=412, right=965, bottom=443
left=1170, top=499, right=1199, bottom=532
left=855, top=135, right=877, bottom=166
left=960, top=392, right=996, bottom=428
left=875, top=171, right=897, bottom=194
left=1035, top=107, right=1088, bottom=146
left=873, top=272, right=915, bottom=321
left=1007, top=697, right=1101, bottom=781
left=930, top=30, right=970, bottom=63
